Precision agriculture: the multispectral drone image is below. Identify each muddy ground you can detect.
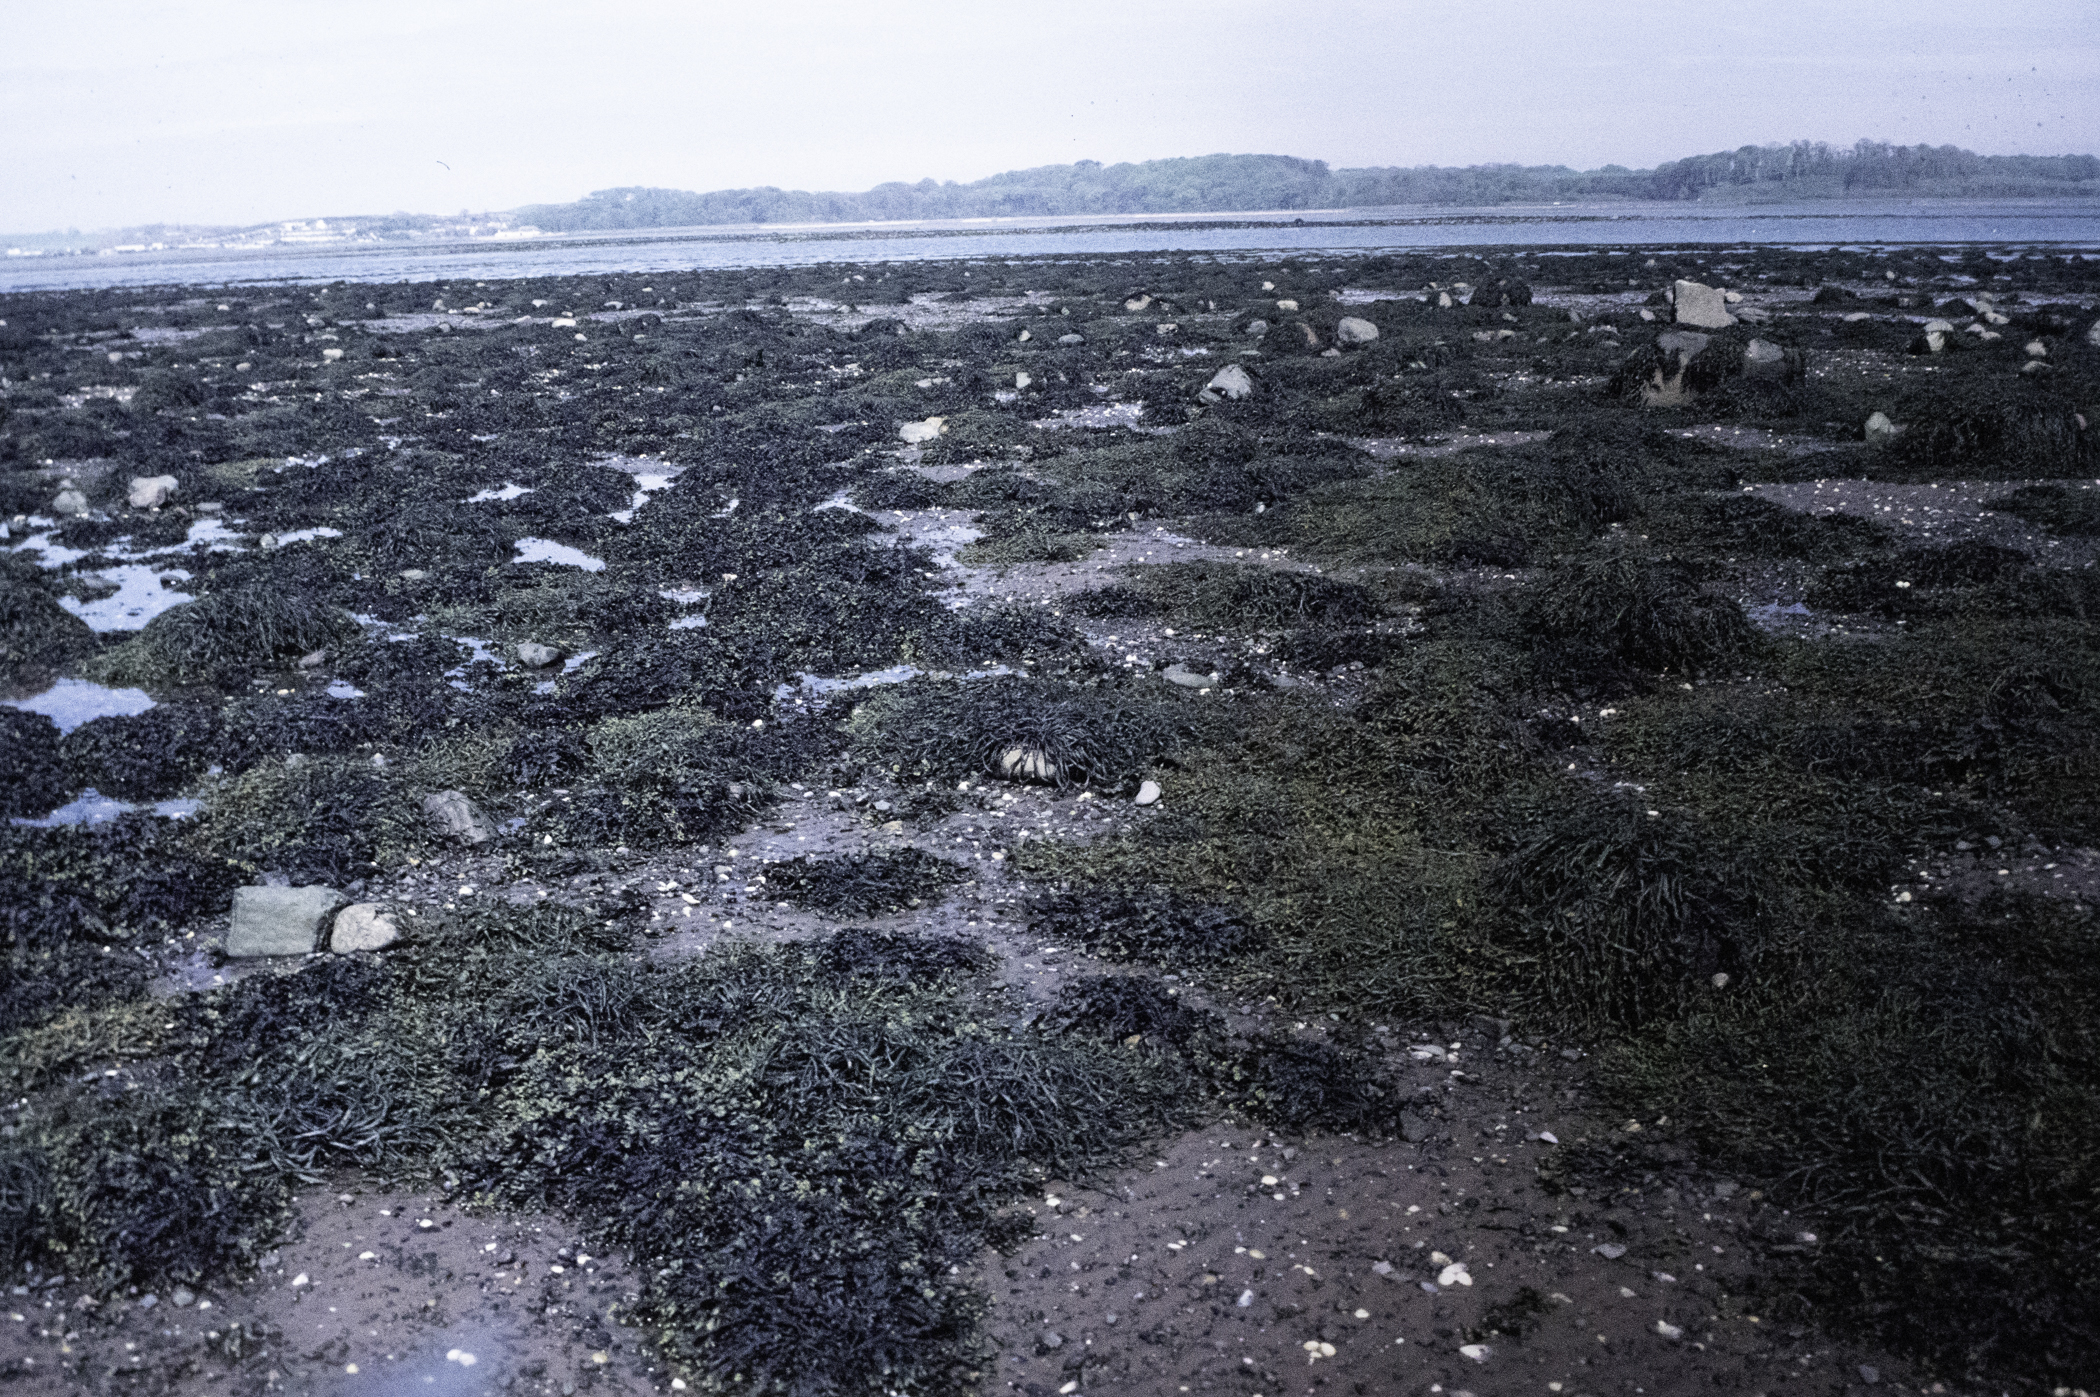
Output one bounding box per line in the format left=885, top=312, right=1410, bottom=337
left=2, top=245, right=2097, bottom=1397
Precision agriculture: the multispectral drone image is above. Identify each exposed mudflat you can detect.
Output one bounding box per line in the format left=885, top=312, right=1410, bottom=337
left=3, top=246, right=2098, bottom=1397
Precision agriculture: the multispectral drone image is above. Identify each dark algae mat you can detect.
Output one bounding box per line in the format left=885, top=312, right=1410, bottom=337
left=2, top=244, right=2098, bottom=1395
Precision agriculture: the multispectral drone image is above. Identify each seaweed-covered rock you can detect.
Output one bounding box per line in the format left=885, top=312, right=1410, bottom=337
left=225, top=884, right=341, bottom=957
left=1, top=579, right=96, bottom=699
left=0, top=709, right=67, bottom=820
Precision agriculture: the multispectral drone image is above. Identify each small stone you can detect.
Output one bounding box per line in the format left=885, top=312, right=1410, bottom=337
left=1655, top=1320, right=1684, bottom=1340
left=1371, top=1260, right=1394, bottom=1276
left=322, top=348, right=344, bottom=362
left=1335, top=316, right=1379, bottom=344
left=1275, top=298, right=1299, bottom=311
left=1199, top=363, right=1255, bottom=404
left=998, top=746, right=1060, bottom=783
left=1244, top=318, right=1268, bottom=337
left=422, top=790, right=496, bottom=845
left=1842, top=310, right=1873, bottom=322
left=398, top=569, right=428, bottom=581
left=515, top=641, right=563, bottom=669
left=128, top=475, right=180, bottom=509
left=1437, top=1261, right=1472, bottom=1287
left=1162, top=663, right=1215, bottom=689
left=1864, top=411, right=1899, bottom=443
left=898, top=416, right=946, bottom=445
left=2024, top=339, right=2048, bottom=358
left=1057, top=333, right=1084, bottom=345
left=1722, top=289, right=1743, bottom=303
left=297, top=649, right=328, bottom=669
left=258, top=532, right=280, bottom=550
left=1135, top=780, right=1161, bottom=806
left=332, top=903, right=402, bottom=953
left=1671, top=279, right=1735, bottom=329
left=1859, top=1365, right=1881, bottom=1384
left=171, top=1287, right=195, bottom=1308
left=1458, top=1343, right=1491, bottom=1362
left=226, top=885, right=342, bottom=957
left=51, top=488, right=90, bottom=516
left=1039, top=1331, right=1063, bottom=1350
left=1015, top=371, right=1032, bottom=390
left=1592, top=1242, right=1627, bottom=1259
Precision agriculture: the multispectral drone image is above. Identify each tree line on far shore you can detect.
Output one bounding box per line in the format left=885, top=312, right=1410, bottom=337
left=513, top=141, right=2100, bottom=231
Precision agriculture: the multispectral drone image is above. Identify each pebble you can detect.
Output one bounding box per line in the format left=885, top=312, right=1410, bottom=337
left=1592, top=1242, right=1627, bottom=1259
left=171, top=1287, right=195, bottom=1307
left=1134, top=780, right=1161, bottom=806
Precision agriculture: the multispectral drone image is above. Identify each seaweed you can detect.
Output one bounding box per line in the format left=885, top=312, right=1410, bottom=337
left=0, top=576, right=97, bottom=699
left=60, top=704, right=224, bottom=800
left=765, top=849, right=970, bottom=916
left=1026, top=890, right=1264, bottom=967
left=1525, top=547, right=1758, bottom=685
left=849, top=675, right=1193, bottom=792
left=0, top=709, right=67, bottom=820
left=1986, top=482, right=2100, bottom=536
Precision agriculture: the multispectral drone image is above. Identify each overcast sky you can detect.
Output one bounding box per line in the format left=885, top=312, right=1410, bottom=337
left=4, top=0, right=2095, bottom=231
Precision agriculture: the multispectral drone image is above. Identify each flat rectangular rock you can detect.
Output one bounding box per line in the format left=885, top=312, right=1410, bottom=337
left=226, top=885, right=341, bottom=957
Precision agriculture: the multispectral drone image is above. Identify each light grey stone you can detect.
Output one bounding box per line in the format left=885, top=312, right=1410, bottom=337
left=1162, top=664, right=1216, bottom=689
left=897, top=417, right=946, bottom=444
left=331, top=903, right=402, bottom=953
left=422, top=789, right=496, bottom=845
left=1671, top=279, right=1736, bottom=329
left=1864, top=411, right=1900, bottom=442
left=51, top=488, right=90, bottom=516
left=1741, top=338, right=1789, bottom=379
left=226, top=885, right=342, bottom=958
left=128, top=475, right=180, bottom=509
left=1134, top=780, right=1162, bottom=806
left=1198, top=363, right=1255, bottom=404
left=1057, top=332, right=1084, bottom=345
left=1335, top=316, right=1379, bottom=344
left=2086, top=318, right=2100, bottom=349
left=515, top=641, right=562, bottom=668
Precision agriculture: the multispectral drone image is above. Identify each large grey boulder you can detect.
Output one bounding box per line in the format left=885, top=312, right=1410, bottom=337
left=128, top=475, right=179, bottom=509
left=422, top=789, right=496, bottom=845
left=331, top=903, right=402, bottom=953
left=226, top=885, right=342, bottom=957
left=1198, top=364, right=1255, bottom=404
left=1335, top=316, right=1379, bottom=345
left=1671, top=280, right=1736, bottom=329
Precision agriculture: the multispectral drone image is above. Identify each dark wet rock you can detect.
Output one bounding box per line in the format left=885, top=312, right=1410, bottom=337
left=226, top=884, right=342, bottom=957
left=422, top=789, right=496, bottom=845
left=1671, top=279, right=1735, bottom=329
left=1469, top=277, right=1532, bottom=307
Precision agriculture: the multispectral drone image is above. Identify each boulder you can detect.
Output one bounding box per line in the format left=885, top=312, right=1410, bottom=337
left=331, top=902, right=402, bottom=953
left=1198, top=364, right=1255, bottom=404
left=1244, top=318, right=1269, bottom=338
left=226, top=885, right=342, bottom=957
left=1672, top=280, right=1736, bottom=329
left=1863, top=411, right=1900, bottom=443
left=422, top=789, right=496, bottom=845
left=515, top=641, right=563, bottom=669
left=1912, top=319, right=1955, bottom=354
left=128, top=475, right=179, bottom=509
left=1468, top=278, right=1532, bottom=308
left=50, top=487, right=90, bottom=516
left=1741, top=339, right=1790, bottom=381
left=897, top=417, right=946, bottom=445
left=1335, top=316, right=1379, bottom=345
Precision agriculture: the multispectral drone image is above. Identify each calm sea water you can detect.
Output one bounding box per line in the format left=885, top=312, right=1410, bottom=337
left=4, top=200, right=2095, bottom=293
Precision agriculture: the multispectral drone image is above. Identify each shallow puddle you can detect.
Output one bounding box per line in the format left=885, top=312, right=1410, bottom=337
left=2, top=676, right=155, bottom=732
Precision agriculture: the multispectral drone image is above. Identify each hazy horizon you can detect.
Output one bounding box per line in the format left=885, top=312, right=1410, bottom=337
left=6, top=0, right=2097, bottom=232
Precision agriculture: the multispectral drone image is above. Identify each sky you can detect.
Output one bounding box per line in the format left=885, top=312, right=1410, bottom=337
left=4, top=0, right=2096, bottom=232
